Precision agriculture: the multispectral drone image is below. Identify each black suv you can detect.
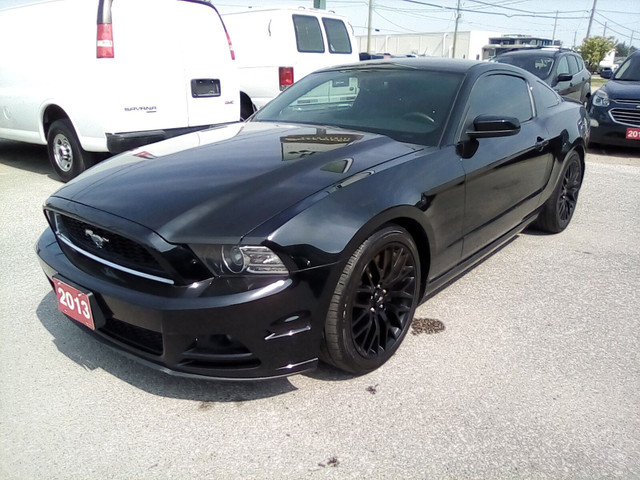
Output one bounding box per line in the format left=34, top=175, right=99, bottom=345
left=588, top=50, right=640, bottom=147
left=493, top=48, right=591, bottom=103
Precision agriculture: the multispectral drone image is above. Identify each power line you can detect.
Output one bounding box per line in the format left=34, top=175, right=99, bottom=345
left=400, top=0, right=588, bottom=20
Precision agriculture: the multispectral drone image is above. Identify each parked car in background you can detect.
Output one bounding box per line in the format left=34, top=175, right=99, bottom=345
left=222, top=7, right=359, bottom=119
left=493, top=47, right=591, bottom=103
left=600, top=66, right=614, bottom=79
left=37, top=58, right=588, bottom=380
left=0, top=0, right=239, bottom=181
left=588, top=50, right=640, bottom=147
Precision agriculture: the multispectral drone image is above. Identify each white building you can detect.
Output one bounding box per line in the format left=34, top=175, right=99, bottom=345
left=357, top=31, right=501, bottom=60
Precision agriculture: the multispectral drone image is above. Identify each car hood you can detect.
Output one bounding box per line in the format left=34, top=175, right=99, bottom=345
left=602, top=79, right=640, bottom=100
left=51, top=122, right=422, bottom=243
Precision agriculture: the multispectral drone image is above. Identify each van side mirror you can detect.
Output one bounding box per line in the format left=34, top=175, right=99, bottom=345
left=467, top=115, right=521, bottom=139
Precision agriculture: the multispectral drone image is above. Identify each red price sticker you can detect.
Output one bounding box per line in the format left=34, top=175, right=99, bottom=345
left=53, top=278, right=95, bottom=330
left=626, top=128, right=640, bottom=140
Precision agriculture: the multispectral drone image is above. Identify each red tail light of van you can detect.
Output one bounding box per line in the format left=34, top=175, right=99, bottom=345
left=97, top=23, right=114, bottom=58
left=279, top=67, right=294, bottom=91
left=225, top=30, right=236, bottom=60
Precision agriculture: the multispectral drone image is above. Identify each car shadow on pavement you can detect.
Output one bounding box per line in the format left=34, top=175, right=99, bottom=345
left=0, top=140, right=59, bottom=179
left=36, top=291, right=300, bottom=401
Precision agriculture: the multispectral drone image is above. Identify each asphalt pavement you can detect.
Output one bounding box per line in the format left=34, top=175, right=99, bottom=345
left=1, top=139, right=638, bottom=479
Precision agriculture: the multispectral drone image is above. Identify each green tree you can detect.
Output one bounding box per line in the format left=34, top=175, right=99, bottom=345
left=616, top=42, right=638, bottom=58
left=580, top=36, right=615, bottom=70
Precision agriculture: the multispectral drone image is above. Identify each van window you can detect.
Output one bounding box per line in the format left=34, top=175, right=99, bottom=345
left=293, top=15, right=325, bottom=53
left=322, top=18, right=352, bottom=54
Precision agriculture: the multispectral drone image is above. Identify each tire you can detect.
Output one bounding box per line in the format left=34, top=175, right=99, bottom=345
left=240, top=94, right=256, bottom=121
left=322, top=226, right=421, bottom=374
left=534, top=151, right=583, bottom=233
left=47, top=119, right=95, bottom=182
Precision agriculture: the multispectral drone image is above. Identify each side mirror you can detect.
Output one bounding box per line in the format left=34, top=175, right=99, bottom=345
left=557, top=73, right=573, bottom=82
left=467, top=115, right=521, bottom=139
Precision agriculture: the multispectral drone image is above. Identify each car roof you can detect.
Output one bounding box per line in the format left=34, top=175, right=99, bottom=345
left=319, top=57, right=528, bottom=76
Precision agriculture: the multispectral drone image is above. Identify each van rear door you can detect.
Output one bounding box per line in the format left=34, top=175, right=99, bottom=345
left=102, top=0, right=239, bottom=136
left=175, top=1, right=239, bottom=126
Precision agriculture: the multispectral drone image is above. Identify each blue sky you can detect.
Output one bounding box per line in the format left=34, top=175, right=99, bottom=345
left=215, top=0, right=639, bottom=49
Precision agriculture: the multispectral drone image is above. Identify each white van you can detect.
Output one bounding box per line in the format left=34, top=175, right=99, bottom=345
left=0, top=0, right=239, bottom=181
left=221, top=7, right=359, bottom=118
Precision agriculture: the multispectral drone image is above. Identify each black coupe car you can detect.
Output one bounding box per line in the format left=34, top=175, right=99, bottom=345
left=37, top=58, right=588, bottom=380
left=588, top=50, right=640, bottom=148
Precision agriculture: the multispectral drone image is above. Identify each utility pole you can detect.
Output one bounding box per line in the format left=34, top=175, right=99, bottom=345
left=313, top=0, right=326, bottom=8
left=552, top=11, right=558, bottom=44
left=585, top=0, right=597, bottom=39
left=366, top=0, right=374, bottom=54
left=452, top=0, right=461, bottom=58
left=603, top=22, right=607, bottom=37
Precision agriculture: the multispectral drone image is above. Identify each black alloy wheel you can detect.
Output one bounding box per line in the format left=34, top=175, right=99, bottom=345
left=535, top=151, right=583, bottom=233
left=557, top=158, right=581, bottom=225
left=322, top=226, right=420, bottom=374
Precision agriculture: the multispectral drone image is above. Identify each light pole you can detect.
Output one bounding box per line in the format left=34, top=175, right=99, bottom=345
left=367, top=0, right=374, bottom=54
left=452, top=0, right=461, bottom=58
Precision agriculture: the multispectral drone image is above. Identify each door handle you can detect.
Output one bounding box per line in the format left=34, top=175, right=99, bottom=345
left=535, top=137, right=549, bottom=151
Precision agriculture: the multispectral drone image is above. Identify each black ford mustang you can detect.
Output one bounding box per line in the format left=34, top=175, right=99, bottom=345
left=37, top=59, right=588, bottom=380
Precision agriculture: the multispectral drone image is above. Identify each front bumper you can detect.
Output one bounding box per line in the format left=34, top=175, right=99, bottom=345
left=37, top=228, right=334, bottom=380
left=106, top=125, right=214, bottom=155
left=589, top=105, right=640, bottom=148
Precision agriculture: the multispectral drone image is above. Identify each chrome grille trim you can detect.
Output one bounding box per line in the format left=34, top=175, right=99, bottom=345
left=609, top=108, right=640, bottom=127
left=56, top=233, right=175, bottom=285
left=612, top=98, right=640, bottom=106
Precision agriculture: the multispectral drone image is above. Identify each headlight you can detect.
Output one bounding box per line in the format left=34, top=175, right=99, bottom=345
left=593, top=90, right=610, bottom=107
left=191, top=244, right=289, bottom=276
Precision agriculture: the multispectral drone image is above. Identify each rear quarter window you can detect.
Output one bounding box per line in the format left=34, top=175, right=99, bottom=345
left=533, top=80, right=561, bottom=111
left=322, top=18, right=352, bottom=54
left=293, top=14, right=324, bottom=53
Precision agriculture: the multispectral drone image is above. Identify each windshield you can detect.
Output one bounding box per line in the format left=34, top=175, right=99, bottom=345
left=494, top=55, right=554, bottom=79
left=252, top=68, right=463, bottom=146
left=613, top=54, right=640, bottom=81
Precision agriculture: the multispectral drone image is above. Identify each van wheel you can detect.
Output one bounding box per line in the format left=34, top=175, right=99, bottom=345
left=47, top=119, right=94, bottom=182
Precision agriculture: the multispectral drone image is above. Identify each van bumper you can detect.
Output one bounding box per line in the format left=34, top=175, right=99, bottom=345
left=106, top=125, right=212, bottom=154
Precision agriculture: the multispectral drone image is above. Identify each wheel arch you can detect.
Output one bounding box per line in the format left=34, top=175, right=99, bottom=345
left=240, top=91, right=256, bottom=120
left=341, top=206, right=434, bottom=299
left=562, top=142, right=587, bottom=180
left=42, top=104, right=70, bottom=139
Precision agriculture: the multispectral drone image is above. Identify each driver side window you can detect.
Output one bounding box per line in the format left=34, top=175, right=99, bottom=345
left=463, top=74, right=533, bottom=132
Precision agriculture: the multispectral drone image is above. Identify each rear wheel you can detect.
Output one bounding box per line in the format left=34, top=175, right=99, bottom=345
left=47, top=119, right=96, bottom=182
left=322, top=226, right=420, bottom=374
left=535, top=151, right=583, bottom=233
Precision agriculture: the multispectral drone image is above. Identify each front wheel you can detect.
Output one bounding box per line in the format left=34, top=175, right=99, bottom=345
left=47, top=119, right=95, bottom=182
left=322, top=226, right=421, bottom=374
left=534, top=151, right=583, bottom=233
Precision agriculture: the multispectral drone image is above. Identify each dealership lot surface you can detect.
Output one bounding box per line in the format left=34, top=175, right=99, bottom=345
left=1, top=140, right=638, bottom=479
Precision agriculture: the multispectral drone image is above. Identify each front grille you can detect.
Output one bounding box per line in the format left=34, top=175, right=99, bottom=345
left=57, top=215, right=163, bottom=273
left=610, top=108, right=640, bottom=127
left=613, top=98, right=640, bottom=107
left=101, top=318, right=164, bottom=355
left=52, top=213, right=177, bottom=284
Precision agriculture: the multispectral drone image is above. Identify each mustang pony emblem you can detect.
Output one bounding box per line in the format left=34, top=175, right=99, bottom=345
left=84, top=229, right=109, bottom=249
